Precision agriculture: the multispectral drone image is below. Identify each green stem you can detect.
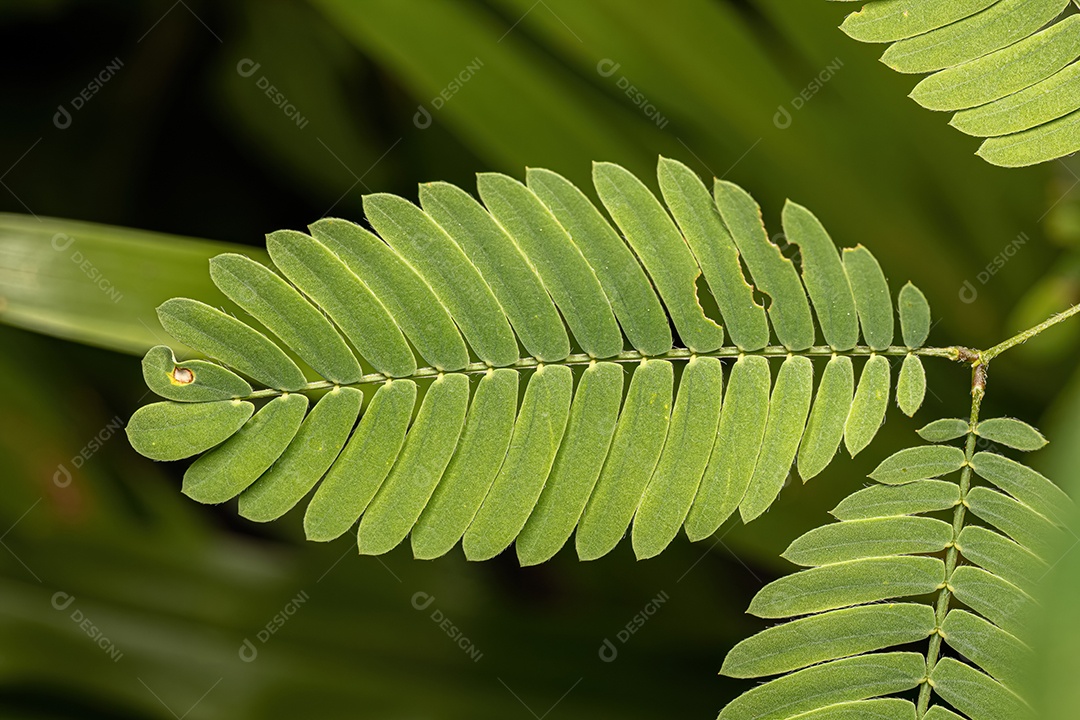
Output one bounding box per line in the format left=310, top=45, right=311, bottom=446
left=981, top=303, right=1080, bottom=363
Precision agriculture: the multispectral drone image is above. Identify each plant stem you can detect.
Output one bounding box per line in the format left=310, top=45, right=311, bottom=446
left=981, top=303, right=1080, bottom=363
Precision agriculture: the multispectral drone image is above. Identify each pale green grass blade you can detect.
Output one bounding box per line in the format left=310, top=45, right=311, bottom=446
left=896, top=354, right=927, bottom=416
left=831, top=479, right=961, bottom=520
left=783, top=516, right=953, bottom=566
left=930, top=657, right=1033, bottom=720
left=127, top=400, right=253, bottom=462
left=593, top=162, right=726, bottom=353
left=870, top=445, right=967, bottom=484
left=918, top=418, right=970, bottom=442
left=797, top=356, right=854, bottom=482
left=898, top=282, right=931, bottom=348
left=364, top=193, right=519, bottom=367
left=411, top=369, right=518, bottom=560
left=971, top=451, right=1074, bottom=524
left=463, top=366, right=573, bottom=561
left=142, top=345, right=251, bottom=402
left=658, top=158, right=768, bottom=351
left=182, top=394, right=307, bottom=503
left=958, top=525, right=1048, bottom=592
left=912, top=16, right=1080, bottom=111
left=783, top=201, right=859, bottom=351
left=942, top=608, right=1032, bottom=691
left=419, top=182, right=569, bottom=362
left=966, top=486, right=1060, bottom=558
left=950, top=565, right=1035, bottom=636
left=716, top=652, right=925, bottom=720
left=788, top=699, right=917, bottom=720
left=238, top=387, right=362, bottom=522
left=357, top=374, right=470, bottom=555
left=722, top=604, right=936, bottom=678
left=526, top=168, right=672, bottom=356
left=209, top=253, right=361, bottom=384
left=516, top=362, right=623, bottom=567
left=976, top=418, right=1049, bottom=451
left=577, top=360, right=673, bottom=560
left=882, top=0, right=1071, bottom=74
left=842, top=246, right=894, bottom=350
left=266, top=229, right=415, bottom=378
left=304, top=380, right=415, bottom=542
left=633, top=357, right=724, bottom=559
left=840, top=0, right=1001, bottom=43
left=685, top=356, right=771, bottom=540
left=748, top=556, right=945, bottom=618
left=157, top=298, right=305, bottom=391
left=740, top=356, right=813, bottom=522
left=845, top=355, right=892, bottom=456
left=952, top=60, right=1080, bottom=137
left=308, top=218, right=468, bottom=371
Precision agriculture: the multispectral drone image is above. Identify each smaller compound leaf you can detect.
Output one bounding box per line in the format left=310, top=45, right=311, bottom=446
left=142, top=345, right=252, bottom=402
left=722, top=603, right=936, bottom=679
left=896, top=354, right=926, bottom=417
left=782, top=516, right=953, bottom=567
left=975, top=418, right=1048, bottom=452
left=797, top=355, right=854, bottom=482
left=941, top=608, right=1032, bottom=692
left=839, top=0, right=999, bottom=44
left=842, top=245, right=894, bottom=350
left=957, top=525, right=1048, bottom=592
left=845, top=354, right=891, bottom=457
left=949, top=565, right=1035, bottom=637
left=831, top=479, right=961, bottom=521
left=748, top=556, right=945, bottom=618
left=970, top=451, right=1074, bottom=525
left=918, top=418, right=971, bottom=443
left=898, top=282, right=931, bottom=349
left=930, top=657, right=1034, bottom=720
left=157, top=298, right=305, bottom=391
left=869, top=445, right=967, bottom=485
left=966, top=486, right=1061, bottom=559
left=127, top=400, right=253, bottom=462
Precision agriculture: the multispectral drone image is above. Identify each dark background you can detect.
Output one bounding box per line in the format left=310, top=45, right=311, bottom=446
left=1, top=1, right=1078, bottom=718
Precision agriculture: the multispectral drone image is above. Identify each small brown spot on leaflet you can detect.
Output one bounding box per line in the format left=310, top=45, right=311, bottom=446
left=171, top=367, right=194, bottom=385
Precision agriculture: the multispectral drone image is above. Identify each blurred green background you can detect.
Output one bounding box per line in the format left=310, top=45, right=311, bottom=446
left=1, top=1, right=1079, bottom=718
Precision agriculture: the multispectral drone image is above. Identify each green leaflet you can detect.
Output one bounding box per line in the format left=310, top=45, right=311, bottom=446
left=716, top=652, right=925, bottom=720
left=881, top=0, right=1071, bottom=75
left=477, top=173, right=623, bottom=359
left=722, top=604, right=936, bottom=679
left=797, top=356, right=854, bottom=482
left=979, top=106, right=1080, bottom=167
left=418, top=182, right=570, bottom=362
left=924, top=706, right=967, bottom=720
left=842, top=246, right=894, bottom=351
left=918, top=418, right=970, bottom=443
left=633, top=357, right=724, bottom=560
left=685, top=356, right=771, bottom=540
left=363, top=193, right=519, bottom=367
left=930, top=657, right=1033, bottom=720
left=658, top=157, right=768, bottom=351
left=157, top=298, right=305, bottom=391
left=970, top=451, right=1074, bottom=525
left=869, top=445, right=967, bottom=484
left=748, top=556, right=945, bottom=618
left=238, top=387, right=362, bottom=522
left=965, top=486, right=1060, bottom=559
left=898, top=283, right=931, bottom=349
left=975, top=417, right=1049, bottom=452
left=957, top=525, right=1048, bottom=592
left=127, top=399, right=254, bottom=462
left=516, top=362, right=623, bottom=566
left=266, top=229, right=416, bottom=378
left=911, top=16, right=1080, bottom=112
left=782, top=516, right=953, bottom=566
left=740, top=356, right=813, bottom=523
left=141, top=345, right=252, bottom=402
left=788, top=699, right=917, bottom=720
left=526, top=168, right=672, bottom=356
left=309, top=218, right=469, bottom=372
left=713, top=180, right=814, bottom=351
left=896, top=354, right=926, bottom=417
left=577, top=360, right=672, bottom=560
left=463, top=366, right=573, bottom=561
left=952, top=61, right=1080, bottom=137
left=845, top=355, right=891, bottom=456
left=411, top=369, right=518, bottom=560
left=305, top=380, right=415, bottom=542
left=941, top=608, right=1032, bottom=692
left=594, top=161, right=726, bottom=353
left=949, top=565, right=1034, bottom=637
left=181, top=394, right=307, bottom=504
left=209, top=253, right=361, bottom=384
left=356, top=374, right=470, bottom=555
left=831, top=479, right=961, bottom=521
left=840, top=0, right=1000, bottom=43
